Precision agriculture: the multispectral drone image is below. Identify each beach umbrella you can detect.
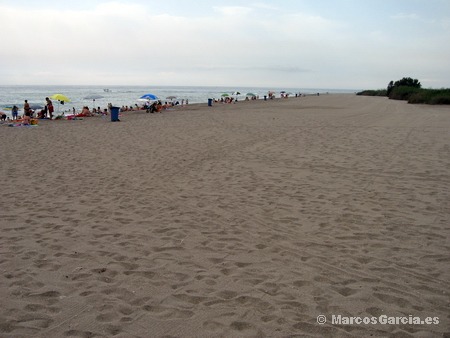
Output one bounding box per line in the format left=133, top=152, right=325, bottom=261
left=84, top=94, right=104, bottom=100
left=50, top=94, right=71, bottom=103
left=84, top=95, right=104, bottom=106
left=246, top=93, right=257, bottom=97
left=233, top=91, right=241, bottom=95
left=50, top=94, right=71, bottom=113
left=221, top=93, right=230, bottom=97
left=29, top=104, right=44, bottom=110
left=140, top=93, right=159, bottom=100
left=166, top=95, right=177, bottom=100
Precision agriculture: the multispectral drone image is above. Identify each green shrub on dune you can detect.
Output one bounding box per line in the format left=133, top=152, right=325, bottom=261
left=404, top=88, right=450, bottom=104
left=389, top=86, right=422, bottom=101
left=357, top=77, right=450, bottom=105
left=429, top=94, right=450, bottom=105
left=356, top=89, right=387, bottom=96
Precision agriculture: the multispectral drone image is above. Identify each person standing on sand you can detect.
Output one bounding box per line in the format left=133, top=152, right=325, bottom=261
left=12, top=105, right=19, bottom=120
left=24, top=100, right=30, bottom=118
left=45, top=97, right=54, bottom=120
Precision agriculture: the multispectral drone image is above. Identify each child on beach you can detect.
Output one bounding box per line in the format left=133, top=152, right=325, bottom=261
left=12, top=106, right=19, bottom=120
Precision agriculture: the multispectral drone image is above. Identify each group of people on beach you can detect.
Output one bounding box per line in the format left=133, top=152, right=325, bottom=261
left=142, top=100, right=187, bottom=113
left=0, top=92, right=194, bottom=125
left=2, top=92, right=305, bottom=125
left=76, top=100, right=186, bottom=116
left=216, top=97, right=236, bottom=104
left=12, top=98, right=53, bottom=119
left=7, top=97, right=56, bottom=125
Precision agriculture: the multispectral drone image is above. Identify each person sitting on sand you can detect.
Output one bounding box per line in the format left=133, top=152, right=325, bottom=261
left=37, top=109, right=46, bottom=119
left=81, top=106, right=93, bottom=116
left=22, top=115, right=31, bottom=125
left=147, top=102, right=157, bottom=113
left=156, top=101, right=163, bottom=113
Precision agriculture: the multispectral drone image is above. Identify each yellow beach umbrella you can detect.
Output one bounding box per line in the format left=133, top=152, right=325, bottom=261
left=50, top=94, right=71, bottom=103
left=50, top=94, right=71, bottom=113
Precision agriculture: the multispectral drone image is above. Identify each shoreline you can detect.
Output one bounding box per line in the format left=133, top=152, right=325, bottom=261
left=0, top=85, right=358, bottom=119
left=1, top=94, right=449, bottom=337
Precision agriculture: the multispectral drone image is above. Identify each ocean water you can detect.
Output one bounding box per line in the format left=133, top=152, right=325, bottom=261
left=0, top=85, right=356, bottom=116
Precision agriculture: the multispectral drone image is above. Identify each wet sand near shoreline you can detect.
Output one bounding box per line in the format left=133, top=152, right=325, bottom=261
left=1, top=94, right=449, bottom=337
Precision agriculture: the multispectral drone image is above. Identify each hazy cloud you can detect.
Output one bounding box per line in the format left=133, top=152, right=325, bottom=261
left=1, top=1, right=449, bottom=88
left=391, top=12, right=420, bottom=20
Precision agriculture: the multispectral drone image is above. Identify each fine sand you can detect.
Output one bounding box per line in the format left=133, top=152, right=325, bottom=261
left=0, top=94, right=449, bottom=337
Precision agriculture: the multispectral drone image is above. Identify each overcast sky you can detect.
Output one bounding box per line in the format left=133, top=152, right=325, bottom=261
left=1, top=0, right=449, bottom=89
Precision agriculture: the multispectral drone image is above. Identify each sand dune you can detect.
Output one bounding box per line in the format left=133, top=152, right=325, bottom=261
left=1, top=95, right=449, bottom=337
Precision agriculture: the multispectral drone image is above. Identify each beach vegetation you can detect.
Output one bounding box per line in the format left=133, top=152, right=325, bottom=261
left=356, top=89, right=387, bottom=96
left=358, top=77, right=450, bottom=105
left=407, top=88, right=450, bottom=105
left=388, top=86, right=422, bottom=101
left=393, top=77, right=422, bottom=89
left=389, top=86, right=450, bottom=104
left=387, top=77, right=421, bottom=98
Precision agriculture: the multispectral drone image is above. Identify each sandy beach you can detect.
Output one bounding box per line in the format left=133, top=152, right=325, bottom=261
left=0, top=94, right=449, bottom=337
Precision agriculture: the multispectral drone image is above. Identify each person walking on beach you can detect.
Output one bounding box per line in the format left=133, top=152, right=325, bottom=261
left=24, top=100, right=31, bottom=117
left=45, top=97, right=54, bottom=119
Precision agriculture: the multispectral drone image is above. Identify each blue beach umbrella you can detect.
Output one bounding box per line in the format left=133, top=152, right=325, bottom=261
left=140, top=93, right=159, bottom=100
